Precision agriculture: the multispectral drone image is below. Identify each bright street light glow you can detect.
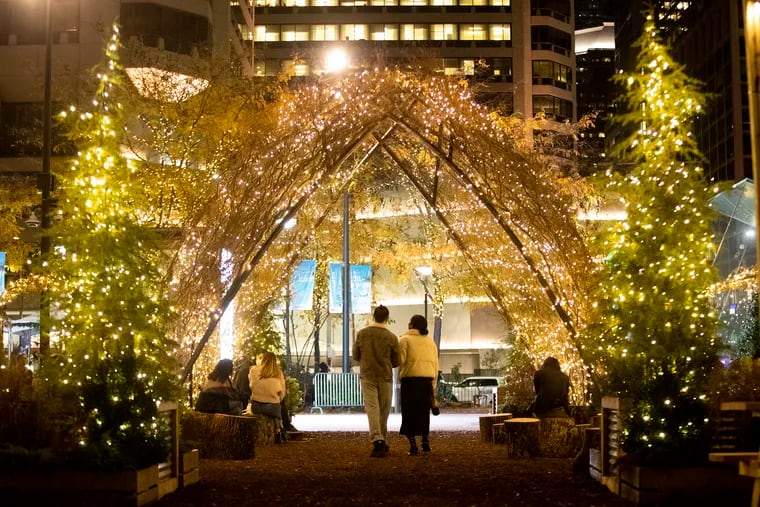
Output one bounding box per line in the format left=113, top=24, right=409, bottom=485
left=325, top=48, right=349, bottom=73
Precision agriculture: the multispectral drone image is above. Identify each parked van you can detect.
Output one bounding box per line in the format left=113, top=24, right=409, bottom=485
left=450, top=376, right=504, bottom=404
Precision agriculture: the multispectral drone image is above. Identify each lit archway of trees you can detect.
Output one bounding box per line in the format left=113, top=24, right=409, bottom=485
left=142, top=68, right=596, bottom=393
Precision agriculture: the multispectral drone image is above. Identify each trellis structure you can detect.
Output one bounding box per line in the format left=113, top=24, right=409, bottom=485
left=166, top=68, right=596, bottom=390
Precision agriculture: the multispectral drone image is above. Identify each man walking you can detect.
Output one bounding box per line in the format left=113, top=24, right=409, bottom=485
left=352, top=304, right=400, bottom=457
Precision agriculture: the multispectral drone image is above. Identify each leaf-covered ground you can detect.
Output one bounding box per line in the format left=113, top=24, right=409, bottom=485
left=155, top=431, right=633, bottom=507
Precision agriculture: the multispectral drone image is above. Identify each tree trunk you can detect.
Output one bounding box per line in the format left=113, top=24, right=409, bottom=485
left=181, top=412, right=257, bottom=460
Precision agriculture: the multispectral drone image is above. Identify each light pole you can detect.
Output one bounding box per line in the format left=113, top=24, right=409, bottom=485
left=745, top=1, right=760, bottom=307
left=39, top=0, right=53, bottom=357
left=342, top=190, right=351, bottom=372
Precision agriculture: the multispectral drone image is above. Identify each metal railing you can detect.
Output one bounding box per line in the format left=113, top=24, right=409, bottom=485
left=312, top=372, right=363, bottom=412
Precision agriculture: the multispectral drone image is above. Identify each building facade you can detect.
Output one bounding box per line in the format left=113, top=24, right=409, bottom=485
left=232, top=0, right=577, bottom=121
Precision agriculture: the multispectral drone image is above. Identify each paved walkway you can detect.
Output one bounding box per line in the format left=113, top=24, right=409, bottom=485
left=292, top=411, right=482, bottom=432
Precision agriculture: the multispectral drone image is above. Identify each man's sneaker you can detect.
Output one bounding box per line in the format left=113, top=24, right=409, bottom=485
left=370, top=440, right=388, bottom=458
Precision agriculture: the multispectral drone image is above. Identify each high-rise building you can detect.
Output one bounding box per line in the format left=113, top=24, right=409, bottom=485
left=231, top=0, right=577, bottom=121
left=575, top=21, right=614, bottom=175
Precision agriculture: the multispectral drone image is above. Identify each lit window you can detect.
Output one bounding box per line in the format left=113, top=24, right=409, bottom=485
left=254, top=25, right=280, bottom=42
left=341, top=24, right=369, bottom=40
left=489, top=0, right=510, bottom=5
left=313, top=0, right=339, bottom=5
left=400, top=0, right=427, bottom=5
left=370, top=24, right=399, bottom=40
left=431, top=0, right=456, bottom=5
left=459, top=0, right=488, bottom=6
left=282, top=0, right=308, bottom=5
left=489, top=24, right=510, bottom=41
left=282, top=25, right=310, bottom=41
left=459, top=24, right=486, bottom=40
left=370, top=0, right=398, bottom=5
left=311, top=24, right=339, bottom=41
left=431, top=24, right=457, bottom=40
left=401, top=24, right=428, bottom=41
left=463, top=59, right=475, bottom=75
left=442, top=58, right=459, bottom=76
left=255, top=0, right=278, bottom=6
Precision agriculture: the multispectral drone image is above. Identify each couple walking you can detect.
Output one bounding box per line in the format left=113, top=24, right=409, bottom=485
left=352, top=305, right=439, bottom=458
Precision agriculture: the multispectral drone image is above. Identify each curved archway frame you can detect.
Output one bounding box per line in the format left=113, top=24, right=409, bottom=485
left=177, top=70, right=593, bottom=382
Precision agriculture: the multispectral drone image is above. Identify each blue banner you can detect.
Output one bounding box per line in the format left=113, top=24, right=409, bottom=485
left=0, top=252, right=5, bottom=296
left=290, top=260, right=317, bottom=311
left=328, top=262, right=372, bottom=314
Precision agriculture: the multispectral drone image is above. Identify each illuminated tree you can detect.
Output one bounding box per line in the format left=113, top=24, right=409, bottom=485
left=589, top=14, right=719, bottom=461
left=43, top=27, right=179, bottom=468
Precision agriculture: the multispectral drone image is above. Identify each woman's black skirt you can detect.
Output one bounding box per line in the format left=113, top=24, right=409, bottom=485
left=399, top=377, right=434, bottom=437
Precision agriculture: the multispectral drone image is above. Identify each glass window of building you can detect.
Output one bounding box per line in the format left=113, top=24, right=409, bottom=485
left=283, top=0, right=309, bottom=5
left=489, top=24, right=510, bottom=41
left=255, top=0, right=278, bottom=6
left=489, top=0, right=510, bottom=5
left=370, top=0, right=400, bottom=5
left=532, top=60, right=571, bottom=88
left=311, top=24, right=339, bottom=41
left=400, top=0, right=427, bottom=5
left=401, top=24, right=428, bottom=41
left=533, top=95, right=573, bottom=120
left=459, top=24, right=486, bottom=40
left=282, top=25, right=310, bottom=41
left=282, top=59, right=310, bottom=76
left=341, top=0, right=370, bottom=5
left=313, top=0, right=340, bottom=5
left=254, top=25, right=281, bottom=42
left=459, top=0, right=488, bottom=6
left=431, top=24, right=457, bottom=40
left=431, top=0, right=457, bottom=5
left=442, top=58, right=459, bottom=75
left=341, top=24, right=369, bottom=40
left=370, top=24, right=399, bottom=40
left=462, top=59, right=475, bottom=75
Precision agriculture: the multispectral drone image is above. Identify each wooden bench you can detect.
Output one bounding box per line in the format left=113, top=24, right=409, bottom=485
left=709, top=451, right=760, bottom=507
left=479, top=413, right=513, bottom=443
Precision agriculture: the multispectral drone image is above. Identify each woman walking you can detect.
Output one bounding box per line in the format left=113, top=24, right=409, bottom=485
left=398, top=314, right=439, bottom=455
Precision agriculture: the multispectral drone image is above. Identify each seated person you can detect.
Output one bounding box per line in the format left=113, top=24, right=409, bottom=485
left=248, top=351, right=287, bottom=442
left=531, top=356, right=571, bottom=418
left=195, top=359, right=244, bottom=415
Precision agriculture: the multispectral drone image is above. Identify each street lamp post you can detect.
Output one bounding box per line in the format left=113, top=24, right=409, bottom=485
left=39, top=0, right=53, bottom=356
left=342, top=191, right=351, bottom=372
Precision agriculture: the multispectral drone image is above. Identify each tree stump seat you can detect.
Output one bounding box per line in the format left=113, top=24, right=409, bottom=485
left=493, top=423, right=506, bottom=444
left=479, top=413, right=513, bottom=443
left=502, top=417, right=585, bottom=458
left=504, top=417, right=540, bottom=457
left=182, top=412, right=260, bottom=459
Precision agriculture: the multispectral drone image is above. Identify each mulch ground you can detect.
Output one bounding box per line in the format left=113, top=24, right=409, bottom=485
left=155, top=430, right=634, bottom=507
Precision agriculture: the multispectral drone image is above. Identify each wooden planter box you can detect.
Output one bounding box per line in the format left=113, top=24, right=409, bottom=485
left=0, top=465, right=161, bottom=506
left=180, top=449, right=200, bottom=488
left=618, top=463, right=752, bottom=506
left=594, top=397, right=753, bottom=506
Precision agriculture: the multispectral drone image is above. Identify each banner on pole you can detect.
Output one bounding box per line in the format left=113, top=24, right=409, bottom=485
left=290, top=259, right=317, bottom=311
left=328, top=262, right=372, bottom=314
left=0, top=252, right=5, bottom=297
